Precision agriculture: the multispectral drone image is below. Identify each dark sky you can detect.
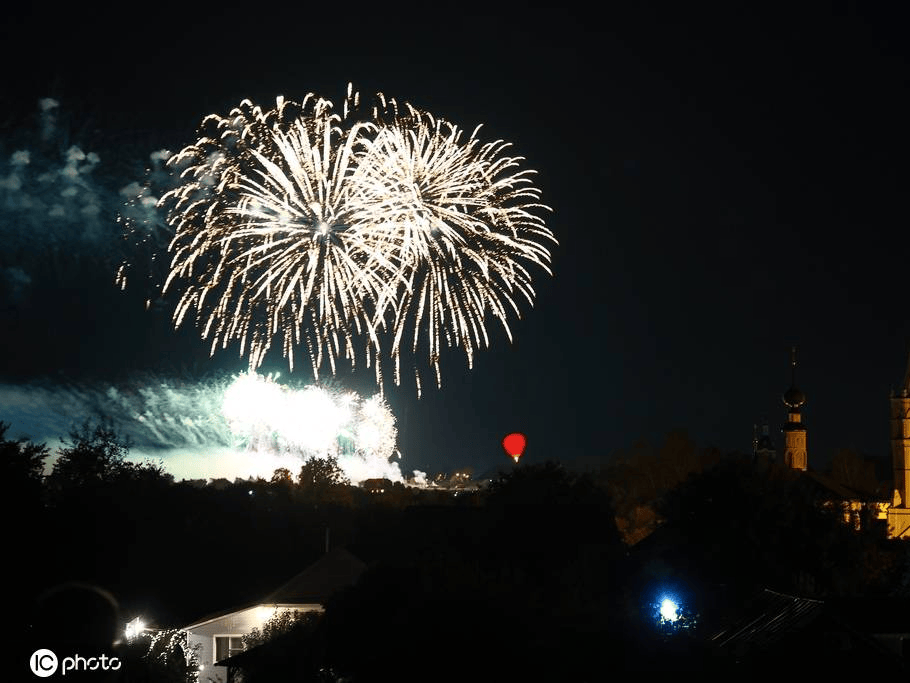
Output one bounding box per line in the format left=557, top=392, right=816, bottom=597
left=1, top=5, right=908, bottom=478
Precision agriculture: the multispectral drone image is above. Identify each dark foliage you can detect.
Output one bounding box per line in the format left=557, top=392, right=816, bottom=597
left=118, top=628, right=197, bottom=683
left=0, top=420, right=49, bottom=485
left=46, top=418, right=171, bottom=493
left=298, top=455, right=353, bottom=505
left=653, top=456, right=894, bottom=597
left=284, top=461, right=627, bottom=682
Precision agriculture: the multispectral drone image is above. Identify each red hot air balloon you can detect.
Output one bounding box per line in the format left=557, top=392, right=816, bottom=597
left=502, top=433, right=527, bottom=463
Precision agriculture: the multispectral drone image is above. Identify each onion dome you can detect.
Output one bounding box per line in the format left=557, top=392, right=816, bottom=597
left=783, top=384, right=806, bottom=409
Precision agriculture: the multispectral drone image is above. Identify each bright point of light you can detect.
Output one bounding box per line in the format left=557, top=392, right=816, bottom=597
left=255, top=606, right=276, bottom=622
left=125, top=617, right=145, bottom=640
left=660, top=598, right=679, bottom=622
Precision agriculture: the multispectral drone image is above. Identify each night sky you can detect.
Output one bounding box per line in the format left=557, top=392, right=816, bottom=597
left=1, top=6, right=908, bottom=479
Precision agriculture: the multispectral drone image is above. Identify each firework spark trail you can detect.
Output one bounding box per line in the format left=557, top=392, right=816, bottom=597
left=0, top=373, right=401, bottom=484
left=142, top=85, right=556, bottom=396
left=116, top=149, right=173, bottom=307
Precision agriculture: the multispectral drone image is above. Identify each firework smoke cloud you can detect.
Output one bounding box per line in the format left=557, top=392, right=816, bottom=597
left=1, top=100, right=106, bottom=254
left=0, top=372, right=402, bottom=485
left=0, top=99, right=162, bottom=303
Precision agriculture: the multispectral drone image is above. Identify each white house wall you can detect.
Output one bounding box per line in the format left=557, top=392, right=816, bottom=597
left=187, top=604, right=322, bottom=683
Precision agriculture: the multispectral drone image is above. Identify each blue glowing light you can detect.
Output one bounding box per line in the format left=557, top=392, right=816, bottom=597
left=651, top=590, right=697, bottom=633
left=659, top=598, right=679, bottom=622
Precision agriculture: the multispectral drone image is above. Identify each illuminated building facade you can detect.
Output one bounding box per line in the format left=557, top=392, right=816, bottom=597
left=887, top=352, right=910, bottom=539
left=182, top=547, right=365, bottom=681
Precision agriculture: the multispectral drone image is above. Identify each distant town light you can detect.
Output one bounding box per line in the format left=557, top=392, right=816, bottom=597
left=660, top=599, right=679, bottom=622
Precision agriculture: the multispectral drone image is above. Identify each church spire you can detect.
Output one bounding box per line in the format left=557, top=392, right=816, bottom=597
left=902, top=342, right=910, bottom=395
left=782, top=346, right=808, bottom=471
left=783, top=346, right=806, bottom=411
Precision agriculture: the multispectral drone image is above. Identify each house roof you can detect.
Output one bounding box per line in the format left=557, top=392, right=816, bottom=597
left=801, top=470, right=879, bottom=502
left=183, top=547, right=366, bottom=630
left=708, top=589, right=908, bottom=674
left=709, top=589, right=825, bottom=653
left=261, top=547, right=366, bottom=604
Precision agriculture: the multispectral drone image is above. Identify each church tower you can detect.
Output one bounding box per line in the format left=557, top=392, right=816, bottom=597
left=752, top=422, right=776, bottom=462
left=887, top=350, right=910, bottom=538
left=782, top=347, right=808, bottom=471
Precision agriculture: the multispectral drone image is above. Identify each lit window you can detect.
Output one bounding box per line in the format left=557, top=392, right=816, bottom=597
left=214, top=636, right=244, bottom=662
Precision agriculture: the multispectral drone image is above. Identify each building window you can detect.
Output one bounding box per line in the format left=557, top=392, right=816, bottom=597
left=214, top=636, right=244, bottom=662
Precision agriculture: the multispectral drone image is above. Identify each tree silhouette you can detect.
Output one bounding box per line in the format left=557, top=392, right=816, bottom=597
left=3, top=424, right=52, bottom=635
left=270, top=467, right=294, bottom=486
left=487, top=460, right=602, bottom=507
left=0, top=421, right=49, bottom=484
left=46, top=419, right=169, bottom=493
left=119, top=628, right=198, bottom=683
left=306, top=463, right=625, bottom=681
left=242, top=609, right=319, bottom=650
left=297, top=456, right=351, bottom=504
left=48, top=419, right=131, bottom=488
left=655, top=456, right=890, bottom=597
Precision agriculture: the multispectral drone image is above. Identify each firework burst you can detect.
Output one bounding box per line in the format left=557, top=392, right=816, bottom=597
left=145, top=86, right=555, bottom=395
left=159, top=92, right=396, bottom=379
left=354, top=98, right=555, bottom=392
